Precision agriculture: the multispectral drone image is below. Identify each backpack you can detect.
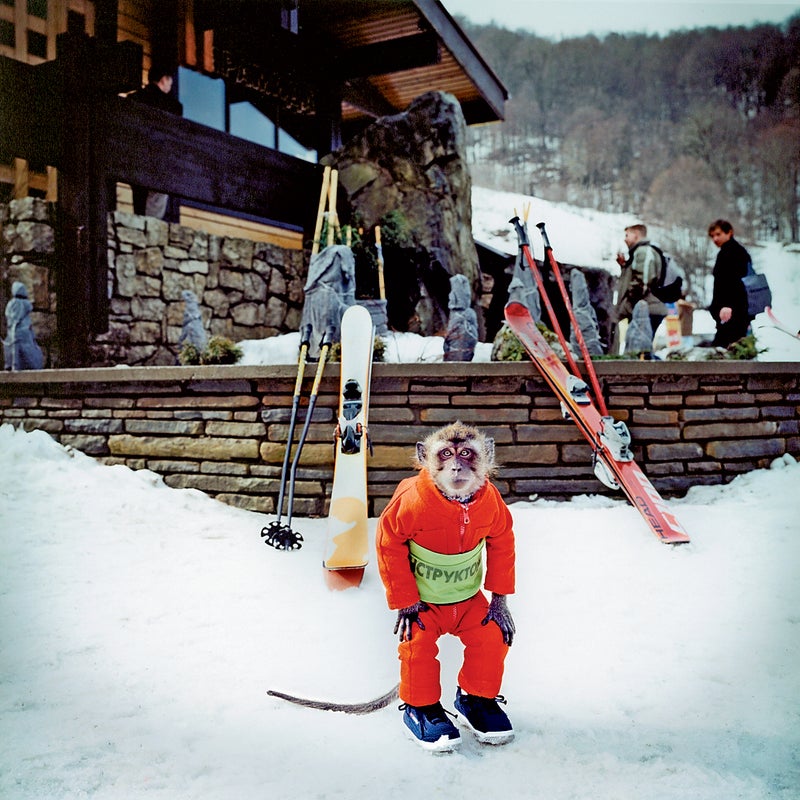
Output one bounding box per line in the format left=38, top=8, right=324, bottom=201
left=648, top=244, right=683, bottom=303
left=742, top=259, right=772, bottom=317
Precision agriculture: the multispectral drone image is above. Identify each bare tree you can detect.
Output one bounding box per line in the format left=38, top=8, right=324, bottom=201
left=757, top=122, right=800, bottom=241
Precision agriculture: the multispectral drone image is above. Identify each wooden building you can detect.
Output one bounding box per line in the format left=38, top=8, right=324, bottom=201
left=0, top=0, right=507, bottom=365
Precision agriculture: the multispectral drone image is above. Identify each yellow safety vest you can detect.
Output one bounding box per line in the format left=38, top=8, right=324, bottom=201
left=408, top=539, right=485, bottom=604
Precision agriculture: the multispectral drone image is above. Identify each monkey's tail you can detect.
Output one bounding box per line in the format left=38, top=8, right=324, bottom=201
left=267, top=683, right=399, bottom=715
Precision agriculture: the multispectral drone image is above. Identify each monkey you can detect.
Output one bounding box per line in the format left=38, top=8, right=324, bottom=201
left=376, top=421, right=517, bottom=750
left=265, top=424, right=502, bottom=722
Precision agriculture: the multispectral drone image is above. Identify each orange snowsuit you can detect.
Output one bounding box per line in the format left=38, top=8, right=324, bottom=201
left=376, top=468, right=515, bottom=707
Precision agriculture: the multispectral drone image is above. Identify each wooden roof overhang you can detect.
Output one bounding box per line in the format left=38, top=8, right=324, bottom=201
left=195, top=0, right=507, bottom=145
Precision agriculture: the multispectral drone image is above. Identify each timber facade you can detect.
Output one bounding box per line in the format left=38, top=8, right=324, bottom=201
left=1, top=0, right=507, bottom=366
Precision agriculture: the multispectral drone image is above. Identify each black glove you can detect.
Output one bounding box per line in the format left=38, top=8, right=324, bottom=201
left=481, top=593, right=515, bottom=646
left=393, top=601, right=429, bottom=642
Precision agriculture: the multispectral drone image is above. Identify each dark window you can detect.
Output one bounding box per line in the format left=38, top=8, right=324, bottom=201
left=179, top=67, right=316, bottom=162
left=27, top=0, right=47, bottom=19
left=281, top=0, right=298, bottom=34
left=0, top=19, right=13, bottom=48
left=230, top=101, right=277, bottom=148
left=27, top=29, right=46, bottom=58
left=67, top=10, right=85, bottom=35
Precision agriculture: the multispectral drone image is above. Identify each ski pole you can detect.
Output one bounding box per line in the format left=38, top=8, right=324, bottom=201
left=286, top=326, right=334, bottom=528
left=509, top=214, right=581, bottom=377
left=375, top=225, right=386, bottom=301
left=311, top=166, right=331, bottom=257
left=275, top=324, right=313, bottom=523
left=261, top=324, right=313, bottom=549
left=536, top=222, right=609, bottom=416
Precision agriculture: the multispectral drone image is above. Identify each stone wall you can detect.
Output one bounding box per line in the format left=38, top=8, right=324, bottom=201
left=0, top=198, right=58, bottom=365
left=1, top=199, right=307, bottom=368
left=2, top=361, right=798, bottom=518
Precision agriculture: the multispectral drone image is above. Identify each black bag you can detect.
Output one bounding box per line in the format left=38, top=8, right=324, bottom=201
left=743, top=262, right=772, bottom=317
left=649, top=244, right=683, bottom=303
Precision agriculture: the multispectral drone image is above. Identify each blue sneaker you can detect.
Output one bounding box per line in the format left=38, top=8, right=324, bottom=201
left=454, top=687, right=514, bottom=744
left=400, top=702, right=461, bottom=752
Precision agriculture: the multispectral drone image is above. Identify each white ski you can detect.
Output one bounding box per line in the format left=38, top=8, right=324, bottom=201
left=323, top=304, right=375, bottom=588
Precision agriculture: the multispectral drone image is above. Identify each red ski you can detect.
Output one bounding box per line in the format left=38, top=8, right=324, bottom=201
left=505, top=301, right=690, bottom=544
left=766, top=307, right=800, bottom=341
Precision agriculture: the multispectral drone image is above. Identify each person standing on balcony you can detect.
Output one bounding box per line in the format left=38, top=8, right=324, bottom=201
left=128, top=63, right=183, bottom=221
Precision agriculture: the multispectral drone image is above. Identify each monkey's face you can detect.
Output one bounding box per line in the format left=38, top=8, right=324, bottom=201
left=415, top=422, right=496, bottom=501
left=433, top=441, right=485, bottom=499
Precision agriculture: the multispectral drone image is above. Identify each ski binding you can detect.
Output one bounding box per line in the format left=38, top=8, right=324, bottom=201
left=593, top=453, right=621, bottom=490
left=599, top=416, right=633, bottom=462
left=567, top=373, right=591, bottom=404
left=338, top=379, right=364, bottom=454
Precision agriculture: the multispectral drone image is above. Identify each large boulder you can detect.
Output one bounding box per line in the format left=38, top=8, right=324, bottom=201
left=331, top=91, right=479, bottom=335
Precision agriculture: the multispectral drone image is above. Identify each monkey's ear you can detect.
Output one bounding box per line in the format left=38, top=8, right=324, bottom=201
left=415, top=442, right=427, bottom=465
left=485, top=437, right=495, bottom=465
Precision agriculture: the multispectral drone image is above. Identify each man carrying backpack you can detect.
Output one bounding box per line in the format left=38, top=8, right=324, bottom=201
left=707, top=219, right=752, bottom=347
left=611, top=223, right=668, bottom=354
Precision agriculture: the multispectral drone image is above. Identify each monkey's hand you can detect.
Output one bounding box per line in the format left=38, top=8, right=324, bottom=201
left=482, top=593, right=515, bottom=646
left=393, top=601, right=429, bottom=642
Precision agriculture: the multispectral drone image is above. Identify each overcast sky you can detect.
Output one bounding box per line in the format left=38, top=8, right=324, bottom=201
left=442, top=0, right=800, bottom=39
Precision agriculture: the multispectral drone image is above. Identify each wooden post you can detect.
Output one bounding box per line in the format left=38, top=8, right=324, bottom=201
left=55, top=33, right=95, bottom=366
left=46, top=166, right=58, bottom=202
left=13, top=157, right=28, bottom=199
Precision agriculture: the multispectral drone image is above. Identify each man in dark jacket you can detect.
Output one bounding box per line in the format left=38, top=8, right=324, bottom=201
left=128, top=63, right=183, bottom=221
left=707, top=219, right=751, bottom=347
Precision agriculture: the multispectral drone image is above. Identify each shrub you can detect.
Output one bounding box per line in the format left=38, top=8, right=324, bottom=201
left=726, top=334, right=763, bottom=360
left=179, top=336, right=243, bottom=366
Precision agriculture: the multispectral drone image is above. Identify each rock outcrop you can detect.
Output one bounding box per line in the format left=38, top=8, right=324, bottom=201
left=331, top=91, right=480, bottom=335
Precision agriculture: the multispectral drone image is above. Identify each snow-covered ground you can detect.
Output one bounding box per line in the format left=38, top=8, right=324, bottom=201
left=2, top=188, right=799, bottom=798
left=238, top=186, right=800, bottom=365
left=1, top=425, right=799, bottom=799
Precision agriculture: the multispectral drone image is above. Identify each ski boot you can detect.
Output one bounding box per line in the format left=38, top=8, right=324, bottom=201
left=454, top=688, right=514, bottom=745
left=400, top=701, right=461, bottom=753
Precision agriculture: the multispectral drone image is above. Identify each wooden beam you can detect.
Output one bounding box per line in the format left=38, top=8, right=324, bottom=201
left=47, top=0, right=67, bottom=61
left=180, top=0, right=197, bottom=67
left=340, top=76, right=397, bottom=119
left=14, top=0, right=26, bottom=61
left=46, top=165, right=57, bottom=201
left=0, top=162, right=47, bottom=193
left=411, top=0, right=507, bottom=121
left=98, top=95, right=321, bottom=231
left=337, top=32, right=440, bottom=79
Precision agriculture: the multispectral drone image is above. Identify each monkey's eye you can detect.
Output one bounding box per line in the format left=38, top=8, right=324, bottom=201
left=440, top=448, right=453, bottom=459
left=459, top=448, right=475, bottom=460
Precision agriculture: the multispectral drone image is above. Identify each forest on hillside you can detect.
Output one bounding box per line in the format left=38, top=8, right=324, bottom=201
left=459, top=15, right=800, bottom=270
